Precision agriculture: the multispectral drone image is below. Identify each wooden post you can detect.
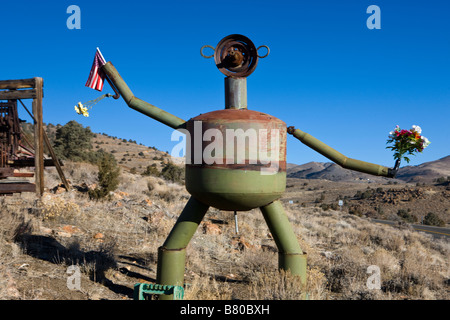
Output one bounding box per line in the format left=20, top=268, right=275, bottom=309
left=32, top=77, right=44, bottom=196
left=17, top=98, right=71, bottom=191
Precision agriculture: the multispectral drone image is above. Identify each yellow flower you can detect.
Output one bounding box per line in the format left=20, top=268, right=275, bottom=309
left=74, top=103, right=82, bottom=114
left=74, top=102, right=89, bottom=117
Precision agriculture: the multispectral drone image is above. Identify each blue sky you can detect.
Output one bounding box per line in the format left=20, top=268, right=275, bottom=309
left=1, top=0, right=449, bottom=168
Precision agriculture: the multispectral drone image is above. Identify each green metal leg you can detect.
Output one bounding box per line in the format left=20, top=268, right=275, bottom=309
left=260, top=200, right=307, bottom=284
left=156, top=196, right=209, bottom=300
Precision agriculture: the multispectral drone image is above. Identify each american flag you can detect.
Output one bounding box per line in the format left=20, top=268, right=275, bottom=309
left=85, top=48, right=106, bottom=91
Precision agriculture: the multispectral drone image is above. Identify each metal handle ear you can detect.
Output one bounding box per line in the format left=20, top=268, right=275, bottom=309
left=200, top=45, right=215, bottom=58
left=257, top=45, right=270, bottom=58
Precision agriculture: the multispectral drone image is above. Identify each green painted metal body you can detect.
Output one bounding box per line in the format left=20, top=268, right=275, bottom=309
left=185, top=109, right=287, bottom=210
left=186, top=167, right=285, bottom=210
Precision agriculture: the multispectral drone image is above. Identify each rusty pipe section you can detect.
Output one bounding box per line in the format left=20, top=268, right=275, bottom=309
left=288, top=126, right=395, bottom=178
left=225, top=77, right=247, bottom=109
left=102, top=62, right=186, bottom=130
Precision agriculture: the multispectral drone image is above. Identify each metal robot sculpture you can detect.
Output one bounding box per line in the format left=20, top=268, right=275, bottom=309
left=100, top=35, right=398, bottom=299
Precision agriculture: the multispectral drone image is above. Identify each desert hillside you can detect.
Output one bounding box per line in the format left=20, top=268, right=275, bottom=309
left=0, top=124, right=448, bottom=300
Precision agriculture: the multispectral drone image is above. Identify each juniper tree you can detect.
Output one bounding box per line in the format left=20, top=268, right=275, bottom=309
left=89, top=151, right=121, bottom=200
left=53, top=120, right=94, bottom=162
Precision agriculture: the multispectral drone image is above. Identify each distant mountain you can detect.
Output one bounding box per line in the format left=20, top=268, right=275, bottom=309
left=286, top=162, right=330, bottom=179
left=287, top=155, right=450, bottom=183
left=287, top=162, right=386, bottom=182
left=395, top=155, right=450, bottom=183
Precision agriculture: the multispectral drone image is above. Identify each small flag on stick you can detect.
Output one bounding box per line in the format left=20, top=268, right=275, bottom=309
left=85, top=48, right=106, bottom=91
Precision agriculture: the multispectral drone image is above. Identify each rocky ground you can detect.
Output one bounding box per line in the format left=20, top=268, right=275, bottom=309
left=0, top=162, right=448, bottom=300
left=283, top=177, right=449, bottom=226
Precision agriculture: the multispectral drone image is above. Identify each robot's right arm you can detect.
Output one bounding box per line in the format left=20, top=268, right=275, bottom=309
left=287, top=126, right=399, bottom=178
left=102, top=62, right=186, bottom=130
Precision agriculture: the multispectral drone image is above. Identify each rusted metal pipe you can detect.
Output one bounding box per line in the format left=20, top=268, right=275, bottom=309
left=287, top=126, right=395, bottom=177
left=101, top=62, right=186, bottom=130
left=225, top=77, right=247, bottom=109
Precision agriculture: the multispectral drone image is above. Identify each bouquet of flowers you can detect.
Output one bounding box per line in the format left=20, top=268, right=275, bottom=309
left=386, top=125, right=430, bottom=163
left=74, top=93, right=112, bottom=118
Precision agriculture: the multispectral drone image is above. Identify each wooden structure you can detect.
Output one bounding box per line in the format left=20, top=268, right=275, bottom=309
left=0, top=78, right=69, bottom=196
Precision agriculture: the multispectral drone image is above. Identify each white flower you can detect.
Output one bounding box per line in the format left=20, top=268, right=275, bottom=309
left=389, top=126, right=400, bottom=136
left=411, top=125, right=422, bottom=134
left=421, top=136, right=430, bottom=147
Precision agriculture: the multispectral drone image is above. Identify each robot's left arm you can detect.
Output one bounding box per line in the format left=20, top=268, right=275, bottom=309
left=287, top=126, right=399, bottom=178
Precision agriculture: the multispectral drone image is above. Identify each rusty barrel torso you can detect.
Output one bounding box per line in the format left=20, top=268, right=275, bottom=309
left=185, top=109, right=286, bottom=211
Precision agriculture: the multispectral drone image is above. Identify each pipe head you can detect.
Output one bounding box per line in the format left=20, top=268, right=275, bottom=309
left=214, top=34, right=258, bottom=78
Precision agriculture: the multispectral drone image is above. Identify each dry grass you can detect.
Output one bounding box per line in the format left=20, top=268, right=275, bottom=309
left=0, top=161, right=448, bottom=300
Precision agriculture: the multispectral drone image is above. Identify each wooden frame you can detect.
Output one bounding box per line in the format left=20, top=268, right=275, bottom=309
left=0, top=78, right=69, bottom=196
